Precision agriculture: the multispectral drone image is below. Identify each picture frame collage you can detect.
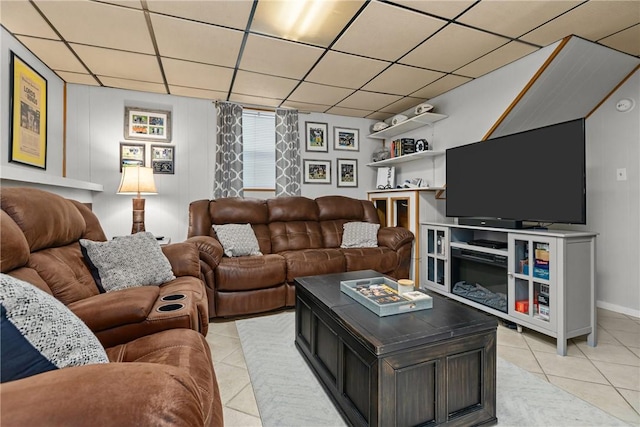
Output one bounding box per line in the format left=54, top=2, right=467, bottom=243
left=303, top=121, right=359, bottom=186
left=121, top=107, right=174, bottom=174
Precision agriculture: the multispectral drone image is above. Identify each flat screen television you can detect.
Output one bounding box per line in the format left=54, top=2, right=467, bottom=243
left=445, top=118, right=586, bottom=226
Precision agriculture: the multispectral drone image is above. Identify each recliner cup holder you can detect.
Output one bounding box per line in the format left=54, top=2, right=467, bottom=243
left=161, top=294, right=186, bottom=302
left=157, top=303, right=185, bottom=312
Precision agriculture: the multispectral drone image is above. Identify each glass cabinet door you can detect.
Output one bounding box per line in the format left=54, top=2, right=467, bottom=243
left=421, top=225, right=449, bottom=292
left=508, top=234, right=556, bottom=331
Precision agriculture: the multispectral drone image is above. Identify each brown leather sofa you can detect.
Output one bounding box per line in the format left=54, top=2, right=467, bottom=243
left=187, top=195, right=414, bottom=318
left=1, top=187, right=222, bottom=426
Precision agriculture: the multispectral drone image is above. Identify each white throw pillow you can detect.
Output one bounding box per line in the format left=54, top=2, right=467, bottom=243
left=213, top=224, right=263, bottom=257
left=80, top=232, right=176, bottom=292
left=341, top=222, right=380, bottom=248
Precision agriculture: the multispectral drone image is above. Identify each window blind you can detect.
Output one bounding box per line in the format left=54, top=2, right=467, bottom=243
left=243, top=110, right=275, bottom=189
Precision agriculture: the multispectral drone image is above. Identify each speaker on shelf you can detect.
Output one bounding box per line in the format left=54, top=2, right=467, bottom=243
left=391, top=114, right=408, bottom=126
left=415, top=139, right=430, bottom=152
left=414, top=103, right=434, bottom=115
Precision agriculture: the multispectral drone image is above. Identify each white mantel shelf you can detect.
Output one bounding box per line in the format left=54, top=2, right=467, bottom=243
left=1, top=165, right=103, bottom=191
left=366, top=150, right=444, bottom=167
left=368, top=112, right=448, bottom=140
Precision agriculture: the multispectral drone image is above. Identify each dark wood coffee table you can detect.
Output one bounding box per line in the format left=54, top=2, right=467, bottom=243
left=294, top=270, right=497, bottom=427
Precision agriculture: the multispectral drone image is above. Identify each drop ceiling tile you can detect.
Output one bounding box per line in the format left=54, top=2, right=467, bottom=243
left=410, top=74, right=472, bottom=99
left=0, top=0, right=59, bottom=39
left=146, top=0, right=253, bottom=30
left=239, top=34, right=324, bottom=79
left=325, top=106, right=372, bottom=118
left=170, top=85, right=228, bottom=101
left=34, top=0, right=154, bottom=54
left=228, top=94, right=282, bottom=108
left=392, top=0, right=476, bottom=19
left=99, top=1, right=143, bottom=9
left=521, top=1, right=640, bottom=47
left=457, top=1, right=581, bottom=38
left=288, top=82, right=354, bottom=106
left=251, top=0, right=365, bottom=47
left=232, top=70, right=299, bottom=100
left=367, top=111, right=394, bottom=121
left=456, top=41, right=539, bottom=78
left=333, top=2, right=446, bottom=61
left=280, top=100, right=331, bottom=113
left=162, top=58, right=233, bottom=92
left=378, top=97, right=428, bottom=115
left=56, top=71, right=100, bottom=86
left=99, top=76, right=167, bottom=94
left=363, top=64, right=445, bottom=95
left=150, top=13, right=244, bottom=67
left=72, top=44, right=163, bottom=82
left=600, top=24, right=640, bottom=57
left=337, top=91, right=402, bottom=111
left=401, top=23, right=509, bottom=72
left=17, top=36, right=87, bottom=73
left=306, top=51, right=390, bottom=89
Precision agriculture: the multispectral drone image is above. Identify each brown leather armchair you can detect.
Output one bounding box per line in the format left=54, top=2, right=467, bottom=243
left=186, top=195, right=414, bottom=318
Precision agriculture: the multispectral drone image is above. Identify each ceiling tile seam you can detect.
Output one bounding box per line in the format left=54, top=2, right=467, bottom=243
left=514, top=0, right=589, bottom=42
left=447, top=40, right=527, bottom=78
left=27, top=0, right=103, bottom=87
left=596, top=22, right=640, bottom=45
left=380, top=0, right=475, bottom=25
left=141, top=0, right=170, bottom=94
left=227, top=0, right=260, bottom=102
left=277, top=0, right=371, bottom=109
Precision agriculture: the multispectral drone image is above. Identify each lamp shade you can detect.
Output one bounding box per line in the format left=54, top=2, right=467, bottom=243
left=117, top=166, right=157, bottom=196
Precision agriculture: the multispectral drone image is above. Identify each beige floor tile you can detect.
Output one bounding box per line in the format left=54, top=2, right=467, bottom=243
left=522, top=330, right=584, bottom=357
left=207, top=334, right=242, bottom=362
left=598, top=308, right=629, bottom=320
left=547, top=375, right=640, bottom=425
left=226, top=383, right=261, bottom=418
left=577, top=341, right=640, bottom=366
left=628, top=346, right=640, bottom=358
left=498, top=345, right=543, bottom=374
left=599, top=316, right=640, bottom=334
left=607, top=329, right=640, bottom=348
left=221, top=346, right=248, bottom=369
left=222, top=406, right=263, bottom=427
left=497, top=325, right=529, bottom=349
left=535, top=351, right=608, bottom=384
left=592, top=360, right=640, bottom=391
left=617, top=388, right=640, bottom=414
left=214, top=362, right=252, bottom=405
left=209, top=319, right=240, bottom=338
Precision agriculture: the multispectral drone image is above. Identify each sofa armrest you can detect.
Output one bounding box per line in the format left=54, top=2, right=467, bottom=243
left=0, top=363, right=214, bottom=427
left=162, top=242, right=201, bottom=278
left=67, top=286, right=158, bottom=332
left=377, top=226, right=415, bottom=251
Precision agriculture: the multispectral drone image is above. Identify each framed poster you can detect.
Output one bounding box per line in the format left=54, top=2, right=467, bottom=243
left=124, top=107, right=172, bottom=142
left=9, top=52, right=48, bottom=169
left=337, top=158, right=358, bottom=187
left=333, top=126, right=359, bottom=151
left=305, top=121, right=328, bottom=152
left=151, top=145, right=174, bottom=174
left=303, top=159, right=331, bottom=184
left=119, top=142, right=145, bottom=171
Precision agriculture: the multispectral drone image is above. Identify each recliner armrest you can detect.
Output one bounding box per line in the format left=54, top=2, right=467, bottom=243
left=162, top=242, right=201, bottom=277
left=377, top=227, right=415, bottom=251
left=185, top=236, right=224, bottom=268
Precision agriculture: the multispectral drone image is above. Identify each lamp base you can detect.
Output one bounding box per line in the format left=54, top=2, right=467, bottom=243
left=132, top=197, right=146, bottom=234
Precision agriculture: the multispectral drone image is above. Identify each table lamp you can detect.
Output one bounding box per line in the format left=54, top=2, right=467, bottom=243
left=117, top=165, right=157, bottom=234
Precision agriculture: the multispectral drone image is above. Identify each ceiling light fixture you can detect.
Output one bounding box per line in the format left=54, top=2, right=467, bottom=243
left=275, top=0, right=334, bottom=41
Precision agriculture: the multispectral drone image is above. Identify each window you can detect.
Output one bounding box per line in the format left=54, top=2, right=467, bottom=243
left=243, top=109, right=275, bottom=189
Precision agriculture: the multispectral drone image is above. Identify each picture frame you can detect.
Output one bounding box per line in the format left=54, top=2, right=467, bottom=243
left=124, top=106, right=172, bottom=142
left=337, top=158, right=358, bottom=187
left=9, top=52, right=48, bottom=169
left=303, top=159, right=331, bottom=184
left=151, top=144, right=175, bottom=174
left=333, top=126, right=359, bottom=151
left=119, top=142, right=145, bottom=171
left=305, top=121, right=329, bottom=152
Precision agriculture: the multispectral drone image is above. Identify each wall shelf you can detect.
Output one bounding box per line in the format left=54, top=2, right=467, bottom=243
left=366, top=150, right=444, bottom=167
left=369, top=112, right=448, bottom=140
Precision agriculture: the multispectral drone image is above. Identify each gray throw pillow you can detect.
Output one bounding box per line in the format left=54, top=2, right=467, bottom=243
left=213, top=224, right=263, bottom=257
left=341, top=222, right=380, bottom=248
left=0, top=273, right=109, bottom=383
left=80, top=232, right=175, bottom=292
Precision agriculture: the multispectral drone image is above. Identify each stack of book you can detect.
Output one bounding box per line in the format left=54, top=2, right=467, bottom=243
left=533, top=244, right=550, bottom=280
left=390, top=138, right=415, bottom=157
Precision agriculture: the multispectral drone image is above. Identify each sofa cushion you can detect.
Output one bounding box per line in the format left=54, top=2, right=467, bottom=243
left=213, top=223, right=262, bottom=257
left=80, top=232, right=175, bottom=292
left=280, top=249, right=346, bottom=282
left=215, top=254, right=286, bottom=291
left=341, top=222, right=380, bottom=248
left=341, top=247, right=398, bottom=275
left=270, top=221, right=324, bottom=252
left=0, top=274, right=108, bottom=383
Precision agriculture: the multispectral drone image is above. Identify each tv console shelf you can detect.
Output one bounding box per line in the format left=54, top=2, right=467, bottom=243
left=420, top=222, right=597, bottom=356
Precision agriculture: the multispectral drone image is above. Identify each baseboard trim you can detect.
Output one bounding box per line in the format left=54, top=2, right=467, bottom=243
left=597, top=300, right=640, bottom=318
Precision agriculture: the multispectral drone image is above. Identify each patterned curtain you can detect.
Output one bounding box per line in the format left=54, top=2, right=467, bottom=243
left=214, top=101, right=243, bottom=198
left=275, top=108, right=301, bottom=196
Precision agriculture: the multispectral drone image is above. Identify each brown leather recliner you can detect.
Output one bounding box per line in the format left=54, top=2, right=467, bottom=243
left=1, top=187, right=223, bottom=426
left=186, top=195, right=414, bottom=318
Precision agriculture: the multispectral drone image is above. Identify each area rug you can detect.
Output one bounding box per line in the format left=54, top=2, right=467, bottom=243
left=237, top=310, right=629, bottom=427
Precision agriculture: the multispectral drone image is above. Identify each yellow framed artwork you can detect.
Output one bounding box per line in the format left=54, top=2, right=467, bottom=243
left=9, top=52, right=48, bottom=169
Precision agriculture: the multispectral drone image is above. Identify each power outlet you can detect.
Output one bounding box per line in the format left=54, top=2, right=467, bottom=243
left=616, top=168, right=627, bottom=181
